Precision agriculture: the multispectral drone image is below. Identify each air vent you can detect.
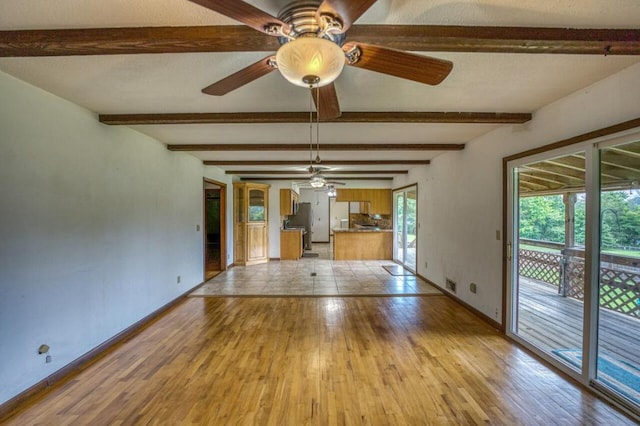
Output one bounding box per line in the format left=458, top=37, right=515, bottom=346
left=445, top=278, right=457, bottom=293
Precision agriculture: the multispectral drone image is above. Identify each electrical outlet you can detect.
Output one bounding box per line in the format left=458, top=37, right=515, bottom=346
left=46, top=355, right=52, bottom=363
left=496, top=230, right=501, bottom=240
left=445, top=278, right=457, bottom=293
left=424, top=261, right=428, bottom=269
left=470, top=283, right=477, bottom=294
left=177, top=275, right=181, bottom=284
left=196, top=224, right=200, bottom=232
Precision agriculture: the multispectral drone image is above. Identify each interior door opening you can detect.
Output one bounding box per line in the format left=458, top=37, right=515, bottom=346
left=204, top=179, right=226, bottom=280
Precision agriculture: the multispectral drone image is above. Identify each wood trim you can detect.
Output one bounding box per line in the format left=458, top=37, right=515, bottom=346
left=225, top=170, right=408, bottom=175
left=392, top=182, right=419, bottom=192
left=2, top=25, right=638, bottom=57
left=502, top=158, right=509, bottom=330
left=100, top=111, right=531, bottom=125
left=0, top=281, right=204, bottom=421
left=170, top=143, right=464, bottom=152
left=503, top=117, right=640, bottom=162
left=416, top=273, right=503, bottom=331
left=205, top=160, right=431, bottom=166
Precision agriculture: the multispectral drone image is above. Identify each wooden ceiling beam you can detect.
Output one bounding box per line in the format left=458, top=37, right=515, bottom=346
left=99, top=111, right=531, bottom=125
left=518, top=172, right=573, bottom=187
left=244, top=177, right=393, bottom=181
left=204, top=160, right=430, bottom=166
left=225, top=170, right=408, bottom=175
left=521, top=164, right=585, bottom=182
left=169, top=143, right=464, bottom=151
left=2, top=25, right=639, bottom=57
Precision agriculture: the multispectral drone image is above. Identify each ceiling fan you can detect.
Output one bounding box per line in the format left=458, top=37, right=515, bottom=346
left=189, top=0, right=454, bottom=119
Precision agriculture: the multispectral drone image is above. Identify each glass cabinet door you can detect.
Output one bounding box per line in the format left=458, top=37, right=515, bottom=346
left=235, top=185, right=245, bottom=223
left=248, top=188, right=266, bottom=222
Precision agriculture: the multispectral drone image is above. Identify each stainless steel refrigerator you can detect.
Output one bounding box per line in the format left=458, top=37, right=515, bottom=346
left=287, top=202, right=313, bottom=251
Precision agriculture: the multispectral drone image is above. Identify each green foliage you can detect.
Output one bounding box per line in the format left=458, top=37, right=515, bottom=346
left=519, top=195, right=565, bottom=243
left=519, top=190, right=640, bottom=252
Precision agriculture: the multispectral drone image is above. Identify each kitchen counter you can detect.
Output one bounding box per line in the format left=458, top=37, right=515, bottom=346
left=333, top=228, right=392, bottom=233
left=333, top=228, right=393, bottom=260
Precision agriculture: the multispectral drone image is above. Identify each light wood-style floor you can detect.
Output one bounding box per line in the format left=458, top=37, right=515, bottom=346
left=3, top=296, right=634, bottom=425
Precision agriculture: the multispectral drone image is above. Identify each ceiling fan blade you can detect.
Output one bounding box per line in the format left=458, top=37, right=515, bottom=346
left=188, top=0, right=289, bottom=35
left=316, top=0, right=377, bottom=33
left=343, top=42, right=453, bottom=85
left=202, top=55, right=276, bottom=95
left=326, top=181, right=346, bottom=185
left=312, top=83, right=342, bottom=120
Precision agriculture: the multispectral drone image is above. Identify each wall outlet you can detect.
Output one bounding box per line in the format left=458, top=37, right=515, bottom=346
left=424, top=261, right=428, bottom=269
left=46, top=355, right=52, bottom=363
left=177, top=275, right=181, bottom=284
left=470, top=282, right=477, bottom=294
left=445, top=278, right=457, bottom=293
left=196, top=224, right=200, bottom=232
left=496, top=230, right=501, bottom=240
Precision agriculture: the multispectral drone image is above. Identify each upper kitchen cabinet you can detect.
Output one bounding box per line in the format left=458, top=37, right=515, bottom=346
left=233, top=182, right=270, bottom=266
left=279, top=188, right=299, bottom=216
left=336, top=189, right=392, bottom=215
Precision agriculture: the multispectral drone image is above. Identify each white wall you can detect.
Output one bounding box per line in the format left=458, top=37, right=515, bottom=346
left=298, top=188, right=330, bottom=242
left=0, top=71, right=204, bottom=405
left=394, top=62, right=640, bottom=323
left=330, top=199, right=349, bottom=234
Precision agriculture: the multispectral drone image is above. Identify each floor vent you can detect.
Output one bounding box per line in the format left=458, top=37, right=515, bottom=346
left=445, top=278, right=457, bottom=293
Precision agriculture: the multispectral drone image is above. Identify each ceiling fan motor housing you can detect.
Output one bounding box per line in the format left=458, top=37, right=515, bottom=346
left=277, top=0, right=346, bottom=46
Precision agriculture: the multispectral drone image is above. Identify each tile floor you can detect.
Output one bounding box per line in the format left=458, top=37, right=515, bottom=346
left=191, top=242, right=442, bottom=297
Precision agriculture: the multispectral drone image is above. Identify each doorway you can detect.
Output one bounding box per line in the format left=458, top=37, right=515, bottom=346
left=393, top=185, right=417, bottom=272
left=204, top=179, right=226, bottom=280
left=506, top=134, right=640, bottom=412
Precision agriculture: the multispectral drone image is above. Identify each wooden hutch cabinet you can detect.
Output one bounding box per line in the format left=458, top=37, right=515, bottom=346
left=233, top=182, right=270, bottom=266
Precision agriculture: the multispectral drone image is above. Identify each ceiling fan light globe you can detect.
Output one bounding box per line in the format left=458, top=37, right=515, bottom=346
left=309, top=175, right=326, bottom=188
left=276, top=37, right=345, bottom=88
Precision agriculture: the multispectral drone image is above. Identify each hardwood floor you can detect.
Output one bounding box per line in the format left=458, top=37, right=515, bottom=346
left=3, top=296, right=634, bottom=425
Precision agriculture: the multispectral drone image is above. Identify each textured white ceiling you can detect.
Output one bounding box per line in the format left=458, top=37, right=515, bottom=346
left=1, top=0, right=639, bottom=177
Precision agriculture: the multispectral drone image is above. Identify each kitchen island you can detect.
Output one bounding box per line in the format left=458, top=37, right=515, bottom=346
left=332, top=228, right=393, bottom=260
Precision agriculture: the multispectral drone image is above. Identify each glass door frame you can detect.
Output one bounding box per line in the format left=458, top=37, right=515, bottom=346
left=505, top=129, right=640, bottom=414
left=393, top=184, right=417, bottom=272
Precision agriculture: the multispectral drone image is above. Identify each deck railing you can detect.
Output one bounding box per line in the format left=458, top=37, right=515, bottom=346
left=518, top=239, right=640, bottom=318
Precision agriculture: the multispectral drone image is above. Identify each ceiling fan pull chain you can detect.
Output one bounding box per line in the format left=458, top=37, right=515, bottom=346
left=316, top=83, right=321, bottom=164
left=309, top=84, right=314, bottom=170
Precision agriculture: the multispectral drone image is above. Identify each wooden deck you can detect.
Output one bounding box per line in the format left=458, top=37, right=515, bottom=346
left=518, top=277, right=640, bottom=367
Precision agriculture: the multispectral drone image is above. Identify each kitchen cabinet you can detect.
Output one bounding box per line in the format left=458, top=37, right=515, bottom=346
left=336, top=189, right=392, bottom=215
left=368, top=189, right=392, bottom=215
left=333, top=229, right=393, bottom=260
left=279, top=188, right=299, bottom=216
left=280, top=229, right=304, bottom=260
left=233, top=182, right=270, bottom=266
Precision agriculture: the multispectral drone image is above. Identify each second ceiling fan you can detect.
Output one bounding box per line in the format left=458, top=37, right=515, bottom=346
left=190, top=0, right=454, bottom=119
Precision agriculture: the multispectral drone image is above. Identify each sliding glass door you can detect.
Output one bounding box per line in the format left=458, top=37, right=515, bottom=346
left=595, top=140, right=640, bottom=406
left=507, top=133, right=640, bottom=412
left=394, top=186, right=417, bottom=272
left=508, top=149, right=586, bottom=374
